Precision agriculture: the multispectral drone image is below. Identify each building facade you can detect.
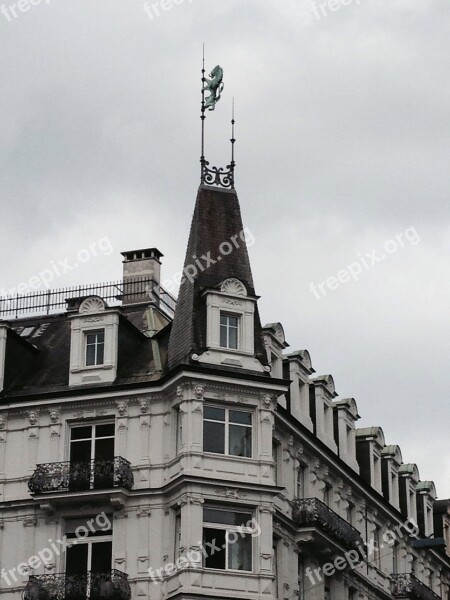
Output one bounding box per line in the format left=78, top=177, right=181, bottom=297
left=0, top=181, right=449, bottom=600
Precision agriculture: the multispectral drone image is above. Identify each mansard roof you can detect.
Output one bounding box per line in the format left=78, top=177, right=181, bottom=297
left=168, top=185, right=267, bottom=370
left=0, top=303, right=168, bottom=399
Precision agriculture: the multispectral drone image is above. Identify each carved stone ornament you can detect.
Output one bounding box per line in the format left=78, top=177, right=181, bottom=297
left=79, top=296, right=106, bottom=314
left=220, top=278, right=247, bottom=297
left=28, top=411, right=38, bottom=426
left=194, top=385, right=205, bottom=399
left=116, top=401, right=128, bottom=417
left=49, top=410, right=59, bottom=424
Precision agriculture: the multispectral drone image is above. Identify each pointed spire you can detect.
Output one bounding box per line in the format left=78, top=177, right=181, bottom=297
left=168, top=185, right=267, bottom=370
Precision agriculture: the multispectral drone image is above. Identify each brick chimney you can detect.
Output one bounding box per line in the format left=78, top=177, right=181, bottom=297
left=121, top=248, right=163, bottom=305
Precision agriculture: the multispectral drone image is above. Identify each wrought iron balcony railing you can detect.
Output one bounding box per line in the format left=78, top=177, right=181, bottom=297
left=293, top=497, right=364, bottom=552
left=28, top=457, right=134, bottom=494
left=23, top=571, right=131, bottom=600
left=391, top=573, right=440, bottom=600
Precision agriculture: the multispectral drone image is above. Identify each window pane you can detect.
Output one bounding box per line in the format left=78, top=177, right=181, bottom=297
left=228, top=324, right=238, bottom=349
left=220, top=323, right=228, bottom=348
left=96, top=424, right=115, bottom=438
left=204, top=406, right=225, bottom=421
left=229, top=410, right=252, bottom=425
left=86, top=343, right=96, bottom=366
left=203, top=508, right=252, bottom=527
left=71, top=426, right=92, bottom=441
left=203, top=528, right=226, bottom=569
left=96, top=342, right=105, bottom=365
left=227, top=532, right=252, bottom=571
left=229, top=424, right=252, bottom=457
left=203, top=421, right=225, bottom=454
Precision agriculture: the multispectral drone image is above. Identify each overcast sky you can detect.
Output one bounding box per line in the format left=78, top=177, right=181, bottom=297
left=0, top=0, right=449, bottom=496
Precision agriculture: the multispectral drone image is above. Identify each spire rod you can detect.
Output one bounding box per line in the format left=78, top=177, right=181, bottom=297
left=200, top=44, right=206, bottom=181
left=199, top=53, right=234, bottom=189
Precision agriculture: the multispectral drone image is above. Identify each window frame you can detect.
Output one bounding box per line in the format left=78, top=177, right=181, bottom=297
left=203, top=405, right=253, bottom=458
left=219, top=312, right=240, bottom=350
left=84, top=329, right=105, bottom=367
left=202, top=506, right=255, bottom=573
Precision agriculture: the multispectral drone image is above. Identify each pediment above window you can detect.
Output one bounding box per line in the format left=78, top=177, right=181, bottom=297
left=220, top=278, right=247, bottom=297
left=79, top=296, right=107, bottom=314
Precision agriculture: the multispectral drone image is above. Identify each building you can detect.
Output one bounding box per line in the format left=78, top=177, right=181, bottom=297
left=0, top=166, right=449, bottom=600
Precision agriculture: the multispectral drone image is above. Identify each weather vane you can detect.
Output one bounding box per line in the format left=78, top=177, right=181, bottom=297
left=200, top=47, right=236, bottom=189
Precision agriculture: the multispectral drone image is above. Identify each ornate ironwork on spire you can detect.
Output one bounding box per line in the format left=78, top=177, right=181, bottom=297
left=200, top=48, right=236, bottom=189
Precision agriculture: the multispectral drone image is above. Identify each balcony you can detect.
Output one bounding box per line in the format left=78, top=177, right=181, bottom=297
left=391, top=574, right=440, bottom=600
left=28, top=457, right=133, bottom=507
left=293, top=497, right=364, bottom=554
left=23, top=571, right=131, bottom=600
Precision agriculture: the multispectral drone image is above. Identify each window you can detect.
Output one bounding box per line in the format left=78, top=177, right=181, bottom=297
left=323, top=483, right=332, bottom=507
left=220, top=313, right=239, bottom=349
left=298, top=556, right=305, bottom=600
left=392, top=541, right=399, bottom=574
left=69, top=423, right=115, bottom=491
left=374, top=525, right=382, bottom=569
left=202, top=507, right=254, bottom=571
left=273, top=441, right=280, bottom=484
left=346, top=502, right=354, bottom=526
left=297, top=465, right=306, bottom=499
left=85, top=330, right=105, bottom=366
left=176, top=408, right=183, bottom=454
left=65, top=517, right=112, bottom=599
left=174, top=513, right=181, bottom=561
left=203, top=406, right=252, bottom=458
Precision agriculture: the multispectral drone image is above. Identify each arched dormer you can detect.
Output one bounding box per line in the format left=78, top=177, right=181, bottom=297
left=332, top=398, right=360, bottom=472
left=398, top=463, right=420, bottom=524
left=263, top=322, right=289, bottom=378
left=309, top=374, right=338, bottom=452
left=381, top=444, right=403, bottom=509
left=355, top=426, right=385, bottom=493
left=416, top=481, right=437, bottom=538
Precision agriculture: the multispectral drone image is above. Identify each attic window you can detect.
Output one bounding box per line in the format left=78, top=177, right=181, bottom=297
left=220, top=313, right=239, bottom=349
left=85, top=330, right=105, bottom=366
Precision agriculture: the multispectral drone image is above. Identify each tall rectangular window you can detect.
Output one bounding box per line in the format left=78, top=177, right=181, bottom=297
left=203, top=507, right=254, bottom=572
left=203, top=406, right=252, bottom=458
left=85, top=330, right=105, bottom=366
left=220, top=313, right=239, bottom=349
left=297, top=465, right=307, bottom=499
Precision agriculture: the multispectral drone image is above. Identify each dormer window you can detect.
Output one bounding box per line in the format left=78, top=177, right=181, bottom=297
left=220, top=313, right=239, bottom=349
left=69, top=297, right=119, bottom=386
left=85, top=330, right=105, bottom=366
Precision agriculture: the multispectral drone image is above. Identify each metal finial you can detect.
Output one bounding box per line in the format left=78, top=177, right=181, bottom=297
left=199, top=54, right=234, bottom=189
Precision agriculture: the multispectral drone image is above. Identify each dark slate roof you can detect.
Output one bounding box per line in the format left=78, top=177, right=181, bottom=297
left=168, top=185, right=267, bottom=370
left=0, top=304, right=170, bottom=400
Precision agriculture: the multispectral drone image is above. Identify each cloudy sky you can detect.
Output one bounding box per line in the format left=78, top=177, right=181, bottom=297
left=0, top=0, right=449, bottom=496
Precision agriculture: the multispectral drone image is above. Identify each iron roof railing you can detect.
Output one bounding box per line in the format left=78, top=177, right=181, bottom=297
left=0, top=277, right=177, bottom=320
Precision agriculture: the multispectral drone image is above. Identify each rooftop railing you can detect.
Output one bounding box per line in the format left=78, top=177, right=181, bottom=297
left=0, top=277, right=177, bottom=320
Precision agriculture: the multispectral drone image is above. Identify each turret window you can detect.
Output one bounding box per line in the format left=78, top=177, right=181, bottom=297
left=220, top=313, right=239, bottom=349
left=85, top=330, right=105, bottom=366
